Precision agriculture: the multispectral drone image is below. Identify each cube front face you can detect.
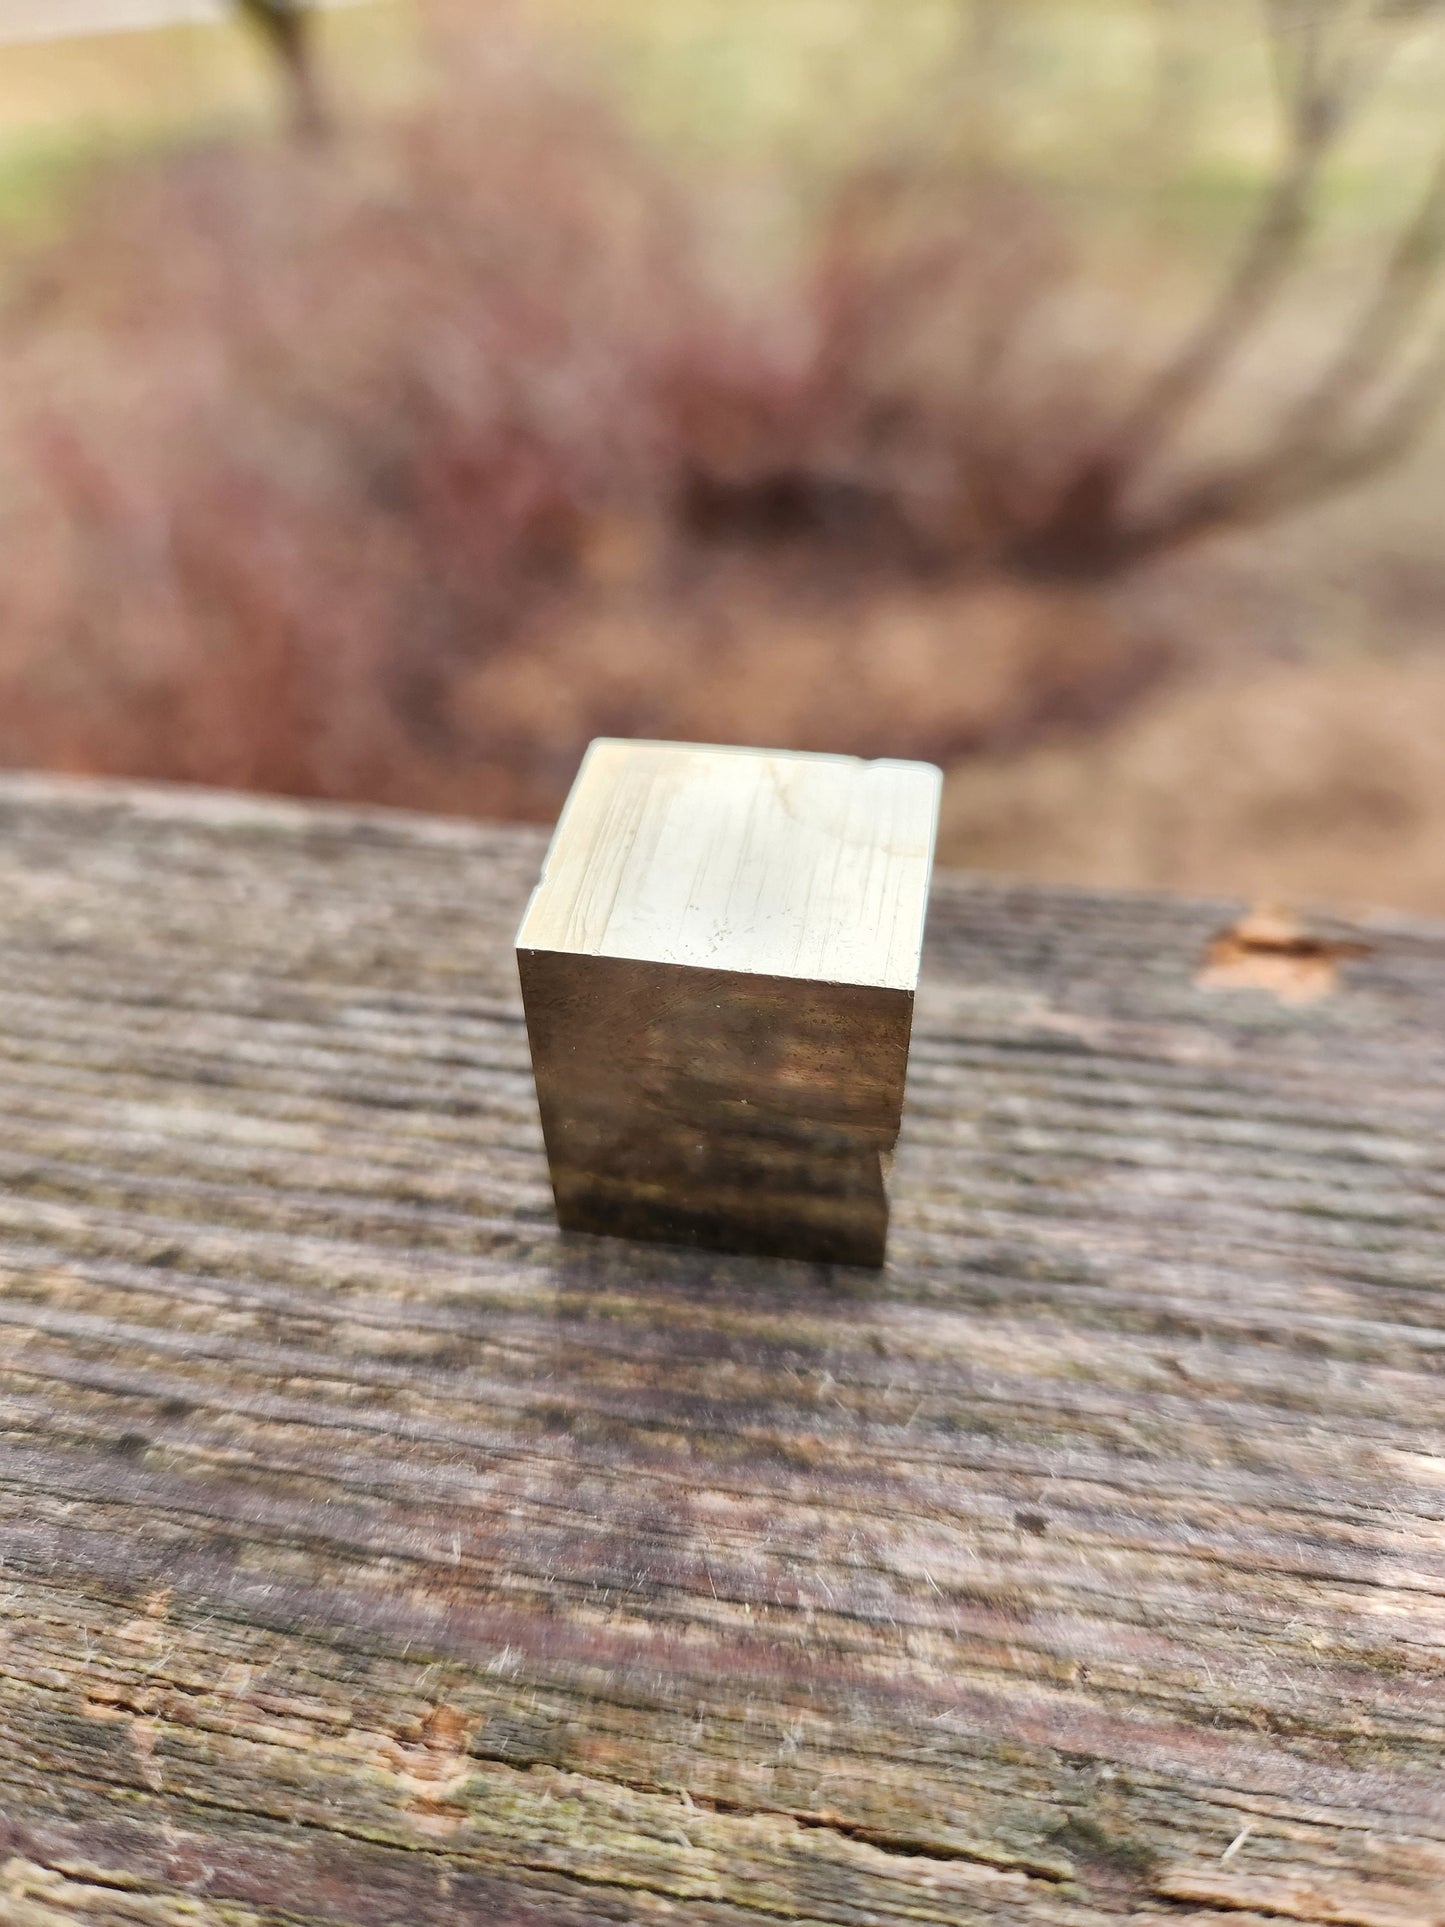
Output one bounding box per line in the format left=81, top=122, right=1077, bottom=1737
left=520, top=948, right=913, bottom=1266
left=517, top=741, right=940, bottom=1267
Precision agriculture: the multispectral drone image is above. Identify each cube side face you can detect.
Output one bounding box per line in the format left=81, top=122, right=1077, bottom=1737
left=519, top=947, right=914, bottom=1267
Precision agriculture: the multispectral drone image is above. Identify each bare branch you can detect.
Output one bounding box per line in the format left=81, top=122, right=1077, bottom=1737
left=1116, top=327, right=1445, bottom=557
left=236, top=0, right=329, bottom=141
left=1109, top=119, right=1445, bottom=560
left=1002, top=0, right=1445, bottom=578
left=1283, top=142, right=1445, bottom=436
left=1103, top=0, right=1391, bottom=483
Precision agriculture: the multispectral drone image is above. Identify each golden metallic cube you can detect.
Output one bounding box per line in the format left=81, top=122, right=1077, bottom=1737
left=517, top=740, right=940, bottom=1266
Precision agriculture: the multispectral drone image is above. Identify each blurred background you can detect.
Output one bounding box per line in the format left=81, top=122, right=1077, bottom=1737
left=1, top=0, right=1444, bottom=911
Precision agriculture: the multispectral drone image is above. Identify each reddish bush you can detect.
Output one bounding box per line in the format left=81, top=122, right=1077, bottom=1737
left=671, top=165, right=1121, bottom=571
left=0, top=27, right=1168, bottom=815
left=0, top=31, right=708, bottom=806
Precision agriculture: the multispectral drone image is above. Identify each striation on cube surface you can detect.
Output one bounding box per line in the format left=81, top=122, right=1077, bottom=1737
left=516, top=739, right=941, bottom=1266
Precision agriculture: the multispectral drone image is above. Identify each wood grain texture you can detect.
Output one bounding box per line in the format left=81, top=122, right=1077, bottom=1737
left=0, top=772, right=1441, bottom=1927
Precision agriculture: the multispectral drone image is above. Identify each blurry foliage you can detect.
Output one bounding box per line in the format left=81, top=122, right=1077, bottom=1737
left=0, top=8, right=1169, bottom=809
left=680, top=0, right=1445, bottom=581
left=1, top=0, right=1445, bottom=817
left=0, top=28, right=704, bottom=807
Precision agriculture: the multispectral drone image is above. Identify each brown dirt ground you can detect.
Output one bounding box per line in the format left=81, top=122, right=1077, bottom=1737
left=938, top=652, right=1445, bottom=917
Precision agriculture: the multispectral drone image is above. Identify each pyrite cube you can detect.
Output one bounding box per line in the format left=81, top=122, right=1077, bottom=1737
left=516, top=740, right=940, bottom=1267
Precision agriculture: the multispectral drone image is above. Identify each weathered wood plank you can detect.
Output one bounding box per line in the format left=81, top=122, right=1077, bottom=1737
left=0, top=772, right=1441, bottom=1926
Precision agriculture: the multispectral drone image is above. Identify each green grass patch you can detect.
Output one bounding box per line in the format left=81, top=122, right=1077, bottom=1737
left=0, top=2, right=418, bottom=244
left=0, top=0, right=1440, bottom=266
left=532, top=0, right=1445, bottom=254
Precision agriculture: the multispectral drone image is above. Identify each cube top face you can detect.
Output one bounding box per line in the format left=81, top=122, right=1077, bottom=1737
left=516, top=740, right=941, bottom=991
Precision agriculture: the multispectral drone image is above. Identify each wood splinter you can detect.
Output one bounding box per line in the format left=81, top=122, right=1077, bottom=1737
left=516, top=738, right=942, bottom=1266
